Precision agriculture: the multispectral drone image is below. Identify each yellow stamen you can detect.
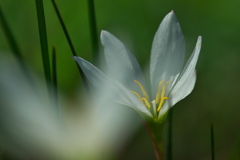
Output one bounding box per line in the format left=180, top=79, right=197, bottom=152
left=130, top=91, right=142, bottom=101
left=134, top=80, right=149, bottom=100
left=155, top=81, right=164, bottom=104
left=161, top=81, right=169, bottom=98
left=157, top=81, right=170, bottom=111
left=141, top=97, right=151, bottom=108
left=157, top=97, right=169, bottom=111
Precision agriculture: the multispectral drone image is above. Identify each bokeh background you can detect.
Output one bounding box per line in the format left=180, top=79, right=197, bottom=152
left=1, top=0, right=240, bottom=159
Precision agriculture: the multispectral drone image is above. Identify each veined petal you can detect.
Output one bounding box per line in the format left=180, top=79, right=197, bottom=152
left=170, top=70, right=196, bottom=106
left=101, top=30, right=147, bottom=94
left=169, top=36, right=202, bottom=106
left=73, top=57, right=152, bottom=118
left=150, top=11, right=185, bottom=96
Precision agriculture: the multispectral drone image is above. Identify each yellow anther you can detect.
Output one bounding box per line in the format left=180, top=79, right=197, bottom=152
left=134, top=80, right=149, bottom=100
left=157, top=97, right=168, bottom=111
left=141, top=97, right=151, bottom=108
left=161, top=81, right=169, bottom=99
left=156, top=81, right=170, bottom=112
left=131, top=91, right=142, bottom=101
left=155, top=81, right=164, bottom=104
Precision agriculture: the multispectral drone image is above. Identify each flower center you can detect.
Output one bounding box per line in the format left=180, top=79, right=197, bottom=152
left=131, top=80, right=169, bottom=112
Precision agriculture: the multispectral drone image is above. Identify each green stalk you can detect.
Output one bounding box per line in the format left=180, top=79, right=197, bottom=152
left=51, top=0, right=89, bottom=93
left=211, top=123, right=215, bottom=160
left=87, top=0, right=99, bottom=62
left=167, top=109, right=173, bottom=160
left=35, top=0, right=52, bottom=91
left=52, top=46, right=58, bottom=108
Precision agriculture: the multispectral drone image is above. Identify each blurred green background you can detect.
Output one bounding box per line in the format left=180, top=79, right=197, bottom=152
left=1, top=0, right=240, bottom=159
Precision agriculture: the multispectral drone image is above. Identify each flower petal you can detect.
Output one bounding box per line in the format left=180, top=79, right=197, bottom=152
left=73, top=56, right=152, bottom=118
left=170, top=70, right=196, bottom=106
left=114, top=82, right=152, bottom=118
left=73, top=56, right=109, bottom=87
left=169, top=36, right=202, bottom=106
left=158, top=71, right=196, bottom=119
left=150, top=11, right=185, bottom=96
left=101, top=30, right=147, bottom=93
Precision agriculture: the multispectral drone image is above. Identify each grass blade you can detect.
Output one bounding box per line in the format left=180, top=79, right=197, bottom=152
left=51, top=0, right=76, bottom=56
left=35, top=0, right=52, bottom=88
left=211, top=123, right=215, bottom=160
left=167, top=109, right=173, bottom=160
left=0, top=6, right=22, bottom=60
left=0, top=6, right=32, bottom=82
left=52, top=46, right=58, bottom=108
left=51, top=0, right=89, bottom=93
left=87, top=0, right=99, bottom=61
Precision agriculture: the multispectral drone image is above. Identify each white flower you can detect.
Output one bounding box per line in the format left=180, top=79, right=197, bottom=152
left=74, top=11, right=202, bottom=121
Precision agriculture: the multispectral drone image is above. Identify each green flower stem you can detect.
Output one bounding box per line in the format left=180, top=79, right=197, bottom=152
left=167, top=109, right=173, bottom=160
left=143, top=120, right=164, bottom=160
left=35, top=0, right=52, bottom=94
left=52, top=46, right=58, bottom=109
left=51, top=0, right=90, bottom=93
left=211, top=123, right=215, bottom=160
left=87, top=0, right=99, bottom=62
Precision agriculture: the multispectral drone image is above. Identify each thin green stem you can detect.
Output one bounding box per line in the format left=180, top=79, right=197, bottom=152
left=211, top=123, right=215, bottom=160
left=52, top=46, right=58, bottom=108
left=167, top=109, right=173, bottom=160
left=87, top=0, right=99, bottom=62
left=51, top=0, right=89, bottom=93
left=35, top=0, right=52, bottom=92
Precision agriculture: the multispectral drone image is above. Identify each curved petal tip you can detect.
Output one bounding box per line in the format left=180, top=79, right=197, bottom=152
left=100, top=30, right=111, bottom=45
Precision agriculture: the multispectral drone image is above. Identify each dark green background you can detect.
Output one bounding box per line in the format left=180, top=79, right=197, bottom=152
left=1, top=0, right=240, bottom=159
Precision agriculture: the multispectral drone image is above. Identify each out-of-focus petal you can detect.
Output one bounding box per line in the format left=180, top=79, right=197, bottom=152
left=101, top=30, right=147, bottom=94
left=150, top=11, right=185, bottom=96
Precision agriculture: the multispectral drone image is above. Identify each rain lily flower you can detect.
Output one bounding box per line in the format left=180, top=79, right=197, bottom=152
left=74, top=11, right=202, bottom=160
left=74, top=11, right=202, bottom=123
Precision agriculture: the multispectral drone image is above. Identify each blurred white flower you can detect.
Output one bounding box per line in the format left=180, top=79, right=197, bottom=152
left=74, top=11, right=202, bottom=121
left=0, top=55, right=140, bottom=160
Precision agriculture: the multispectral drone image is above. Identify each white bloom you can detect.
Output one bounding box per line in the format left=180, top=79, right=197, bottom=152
left=74, top=11, right=202, bottom=121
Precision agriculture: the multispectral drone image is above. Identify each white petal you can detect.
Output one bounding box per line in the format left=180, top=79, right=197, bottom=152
left=73, top=57, right=152, bottom=118
left=169, top=36, right=202, bottom=106
left=150, top=11, right=185, bottom=96
left=73, top=56, right=109, bottom=87
left=170, top=70, right=196, bottom=106
left=101, top=30, right=147, bottom=93
left=158, top=102, right=169, bottom=120
left=158, top=72, right=195, bottom=119
left=114, top=82, right=152, bottom=118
